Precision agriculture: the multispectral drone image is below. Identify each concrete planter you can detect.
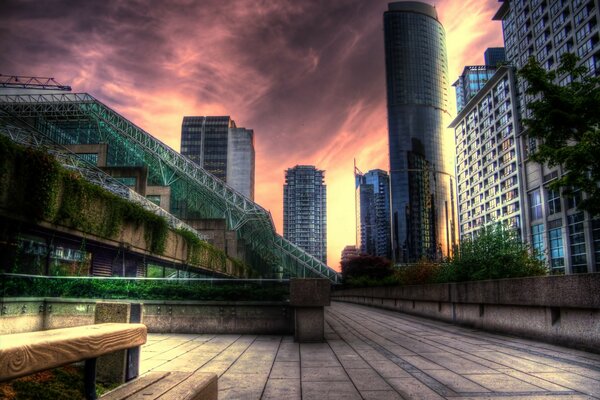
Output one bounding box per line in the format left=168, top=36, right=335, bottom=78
left=0, top=298, right=293, bottom=335
left=332, top=273, right=600, bottom=353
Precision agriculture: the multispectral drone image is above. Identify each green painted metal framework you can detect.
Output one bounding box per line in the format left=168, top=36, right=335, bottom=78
left=0, top=92, right=340, bottom=282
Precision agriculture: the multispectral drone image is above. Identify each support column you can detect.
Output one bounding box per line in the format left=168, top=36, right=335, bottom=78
left=94, top=302, right=143, bottom=384
left=290, top=278, right=330, bottom=342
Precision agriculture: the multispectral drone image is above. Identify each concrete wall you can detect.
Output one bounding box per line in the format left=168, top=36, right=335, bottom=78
left=332, top=273, right=600, bottom=353
left=0, top=298, right=293, bottom=335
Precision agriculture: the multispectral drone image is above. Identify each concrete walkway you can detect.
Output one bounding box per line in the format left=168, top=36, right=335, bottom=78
left=140, top=302, right=600, bottom=399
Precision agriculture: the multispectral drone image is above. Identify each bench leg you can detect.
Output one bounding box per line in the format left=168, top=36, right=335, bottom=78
left=84, top=358, right=97, bottom=400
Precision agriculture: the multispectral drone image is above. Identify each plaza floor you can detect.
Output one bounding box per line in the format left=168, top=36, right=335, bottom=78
left=140, top=302, right=600, bottom=400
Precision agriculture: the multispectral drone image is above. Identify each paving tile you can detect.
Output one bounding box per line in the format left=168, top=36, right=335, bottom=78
left=464, top=373, right=547, bottom=392
left=421, top=352, right=496, bottom=374
left=361, top=390, right=404, bottom=400
left=424, top=369, right=490, bottom=393
left=388, top=377, right=445, bottom=400
left=533, top=372, right=600, bottom=397
left=346, top=368, right=392, bottom=391
left=400, top=355, right=446, bottom=370
left=368, top=360, right=412, bottom=378
left=446, top=397, right=593, bottom=400
left=275, top=342, right=299, bottom=362
left=495, top=368, right=574, bottom=392
left=219, top=372, right=266, bottom=400
left=261, top=378, right=301, bottom=400
left=301, top=381, right=362, bottom=400
left=474, top=351, right=561, bottom=373
left=269, top=361, right=300, bottom=379
left=301, top=366, right=348, bottom=382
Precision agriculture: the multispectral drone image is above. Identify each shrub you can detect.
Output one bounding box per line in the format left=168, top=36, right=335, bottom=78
left=341, top=254, right=393, bottom=281
left=439, top=224, right=547, bottom=282
left=396, top=259, right=442, bottom=285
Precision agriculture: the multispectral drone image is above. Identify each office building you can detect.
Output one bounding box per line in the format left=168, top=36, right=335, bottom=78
left=283, top=165, right=327, bottom=263
left=450, top=66, right=524, bottom=239
left=355, top=169, right=391, bottom=258
left=484, top=47, right=507, bottom=66
left=181, top=116, right=255, bottom=199
left=493, top=0, right=600, bottom=273
left=384, top=1, right=457, bottom=263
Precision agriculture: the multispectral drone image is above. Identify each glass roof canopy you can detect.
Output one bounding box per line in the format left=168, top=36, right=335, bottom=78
left=0, top=92, right=340, bottom=283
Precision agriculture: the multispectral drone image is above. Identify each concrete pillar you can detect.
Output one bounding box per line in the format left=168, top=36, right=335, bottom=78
left=290, top=279, right=330, bottom=342
left=94, top=302, right=143, bottom=384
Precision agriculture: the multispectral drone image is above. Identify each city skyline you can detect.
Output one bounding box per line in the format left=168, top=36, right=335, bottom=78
left=0, top=0, right=504, bottom=269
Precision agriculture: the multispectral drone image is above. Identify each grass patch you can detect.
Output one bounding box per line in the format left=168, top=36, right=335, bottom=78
left=0, top=364, right=117, bottom=400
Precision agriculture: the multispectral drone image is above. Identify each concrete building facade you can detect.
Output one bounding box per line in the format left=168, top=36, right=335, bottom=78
left=450, top=66, right=525, bottom=240
left=494, top=0, right=600, bottom=274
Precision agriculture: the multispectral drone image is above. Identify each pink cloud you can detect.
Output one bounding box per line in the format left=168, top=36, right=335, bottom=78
left=0, top=0, right=505, bottom=270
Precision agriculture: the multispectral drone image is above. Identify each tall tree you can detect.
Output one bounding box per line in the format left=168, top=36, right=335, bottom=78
left=518, top=53, right=600, bottom=216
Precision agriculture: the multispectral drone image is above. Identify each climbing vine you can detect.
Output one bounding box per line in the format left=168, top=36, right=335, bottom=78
left=175, top=228, right=253, bottom=277
left=0, top=137, right=168, bottom=255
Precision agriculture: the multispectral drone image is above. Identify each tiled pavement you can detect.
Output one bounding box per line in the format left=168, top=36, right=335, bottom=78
left=140, top=302, right=600, bottom=399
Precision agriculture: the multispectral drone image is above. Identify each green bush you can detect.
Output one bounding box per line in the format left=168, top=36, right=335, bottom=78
left=439, top=224, right=547, bottom=282
left=396, top=259, right=442, bottom=285
left=1, top=275, right=289, bottom=301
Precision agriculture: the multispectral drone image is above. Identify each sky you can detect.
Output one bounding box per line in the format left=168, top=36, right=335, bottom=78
left=0, top=0, right=504, bottom=271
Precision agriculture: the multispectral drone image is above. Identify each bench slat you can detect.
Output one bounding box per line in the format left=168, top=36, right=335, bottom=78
left=0, top=323, right=147, bottom=381
left=100, top=371, right=218, bottom=400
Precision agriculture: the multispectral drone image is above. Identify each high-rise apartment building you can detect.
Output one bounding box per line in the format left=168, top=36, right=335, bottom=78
left=283, top=165, right=327, bottom=263
left=384, top=2, right=457, bottom=263
left=492, top=0, right=600, bottom=274
left=453, top=48, right=506, bottom=112
left=355, top=169, right=391, bottom=259
left=450, top=66, right=524, bottom=239
left=453, top=66, right=501, bottom=113
left=181, top=116, right=255, bottom=199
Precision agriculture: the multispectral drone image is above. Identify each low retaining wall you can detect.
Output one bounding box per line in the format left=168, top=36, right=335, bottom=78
left=0, top=298, right=293, bottom=335
left=332, top=273, right=600, bottom=353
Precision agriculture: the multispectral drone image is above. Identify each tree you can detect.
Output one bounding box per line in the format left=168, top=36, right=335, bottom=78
left=518, top=53, right=600, bottom=216
left=438, top=224, right=546, bottom=282
left=341, top=254, right=392, bottom=281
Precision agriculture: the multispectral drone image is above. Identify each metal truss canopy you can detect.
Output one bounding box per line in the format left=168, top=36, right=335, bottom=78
left=0, top=92, right=340, bottom=283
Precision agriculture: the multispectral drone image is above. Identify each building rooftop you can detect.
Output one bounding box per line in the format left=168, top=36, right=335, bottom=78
left=140, top=302, right=600, bottom=399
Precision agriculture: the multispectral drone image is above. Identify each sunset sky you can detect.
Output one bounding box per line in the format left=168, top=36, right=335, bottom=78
left=0, top=0, right=504, bottom=270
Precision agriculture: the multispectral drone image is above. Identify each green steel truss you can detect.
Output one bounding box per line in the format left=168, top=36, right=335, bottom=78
left=0, top=92, right=340, bottom=282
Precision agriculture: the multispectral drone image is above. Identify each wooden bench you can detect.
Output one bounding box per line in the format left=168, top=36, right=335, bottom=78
left=100, top=370, right=218, bottom=400
left=0, top=323, right=147, bottom=400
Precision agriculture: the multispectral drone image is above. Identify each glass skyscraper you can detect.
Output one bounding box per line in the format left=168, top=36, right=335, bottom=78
left=484, top=47, right=507, bottom=66
left=384, top=2, right=456, bottom=263
left=355, top=169, right=391, bottom=259
left=181, top=116, right=255, bottom=199
left=283, top=165, right=327, bottom=263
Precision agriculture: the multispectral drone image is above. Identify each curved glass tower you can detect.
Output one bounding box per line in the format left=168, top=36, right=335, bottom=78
left=384, top=2, right=456, bottom=262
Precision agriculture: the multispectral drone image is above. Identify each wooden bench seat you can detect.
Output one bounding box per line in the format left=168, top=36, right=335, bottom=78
left=0, top=323, right=147, bottom=399
left=100, top=370, right=218, bottom=400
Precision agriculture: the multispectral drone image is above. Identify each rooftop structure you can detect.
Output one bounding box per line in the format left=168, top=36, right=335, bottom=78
left=0, top=76, right=339, bottom=282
